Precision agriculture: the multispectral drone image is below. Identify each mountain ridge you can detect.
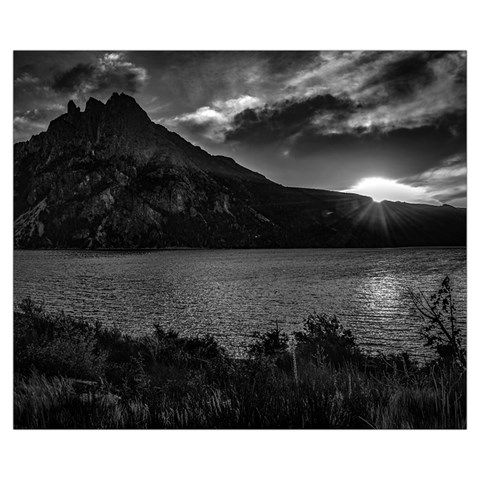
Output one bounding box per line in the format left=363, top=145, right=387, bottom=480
left=14, top=92, right=466, bottom=249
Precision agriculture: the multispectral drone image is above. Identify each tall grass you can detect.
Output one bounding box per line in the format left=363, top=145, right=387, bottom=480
left=13, top=298, right=466, bottom=429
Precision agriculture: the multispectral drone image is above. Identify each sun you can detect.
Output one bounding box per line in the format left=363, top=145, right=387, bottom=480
left=344, top=177, right=433, bottom=204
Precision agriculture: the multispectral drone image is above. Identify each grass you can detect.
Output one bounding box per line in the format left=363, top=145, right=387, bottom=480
left=13, top=299, right=466, bottom=429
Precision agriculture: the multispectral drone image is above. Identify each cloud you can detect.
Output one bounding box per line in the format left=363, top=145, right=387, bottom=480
left=403, top=154, right=466, bottom=186
left=13, top=104, right=65, bottom=141
left=261, top=51, right=322, bottom=76
left=51, top=52, right=148, bottom=97
left=314, top=100, right=466, bottom=137
left=400, top=154, right=467, bottom=206
left=170, top=51, right=466, bottom=146
left=284, top=51, right=466, bottom=135
left=163, top=95, right=262, bottom=142
left=350, top=52, right=466, bottom=132
left=285, top=51, right=390, bottom=98
left=360, top=52, right=444, bottom=99
left=14, top=72, right=40, bottom=86
left=14, top=109, right=47, bottom=130
left=225, top=94, right=357, bottom=143
left=51, top=63, right=95, bottom=92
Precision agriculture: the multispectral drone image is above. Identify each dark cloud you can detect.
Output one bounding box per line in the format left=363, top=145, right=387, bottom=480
left=52, top=63, right=95, bottom=92
left=14, top=62, right=40, bottom=79
left=260, top=51, right=321, bottom=76
left=356, top=52, right=467, bottom=117
left=226, top=94, right=357, bottom=143
left=362, top=52, right=443, bottom=99
left=50, top=53, right=148, bottom=97
left=455, top=62, right=466, bottom=84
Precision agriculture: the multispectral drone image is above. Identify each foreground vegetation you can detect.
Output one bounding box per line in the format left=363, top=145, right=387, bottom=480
left=14, top=278, right=466, bottom=429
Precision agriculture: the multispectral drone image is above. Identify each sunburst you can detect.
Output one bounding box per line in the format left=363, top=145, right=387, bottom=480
left=344, top=177, right=434, bottom=204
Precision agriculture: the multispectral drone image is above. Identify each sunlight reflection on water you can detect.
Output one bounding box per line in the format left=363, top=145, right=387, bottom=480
left=14, top=248, right=466, bottom=358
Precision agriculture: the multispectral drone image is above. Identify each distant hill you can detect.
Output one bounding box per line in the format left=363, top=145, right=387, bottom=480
left=14, top=93, right=466, bottom=248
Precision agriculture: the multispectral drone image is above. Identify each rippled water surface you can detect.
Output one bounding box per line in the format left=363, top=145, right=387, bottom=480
left=14, top=248, right=466, bottom=357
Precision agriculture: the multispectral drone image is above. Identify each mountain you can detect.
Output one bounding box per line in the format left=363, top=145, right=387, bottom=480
left=14, top=93, right=466, bottom=249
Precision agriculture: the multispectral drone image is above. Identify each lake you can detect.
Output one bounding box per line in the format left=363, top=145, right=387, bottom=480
left=14, top=248, right=467, bottom=358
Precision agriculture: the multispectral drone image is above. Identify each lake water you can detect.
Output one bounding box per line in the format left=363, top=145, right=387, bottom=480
left=14, top=248, right=466, bottom=358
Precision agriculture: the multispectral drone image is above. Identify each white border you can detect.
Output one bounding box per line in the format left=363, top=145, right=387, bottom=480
left=1, top=1, right=478, bottom=479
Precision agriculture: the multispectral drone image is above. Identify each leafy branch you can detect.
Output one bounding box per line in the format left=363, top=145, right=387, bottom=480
left=410, top=276, right=466, bottom=368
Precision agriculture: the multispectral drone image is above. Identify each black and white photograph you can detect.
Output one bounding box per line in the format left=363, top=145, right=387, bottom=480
left=13, top=49, right=467, bottom=429
left=5, top=1, right=480, bottom=479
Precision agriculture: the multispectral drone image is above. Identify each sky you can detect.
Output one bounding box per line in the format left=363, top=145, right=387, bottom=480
left=14, top=51, right=467, bottom=206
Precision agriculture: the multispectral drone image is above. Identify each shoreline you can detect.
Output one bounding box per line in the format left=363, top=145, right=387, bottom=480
left=13, top=244, right=467, bottom=252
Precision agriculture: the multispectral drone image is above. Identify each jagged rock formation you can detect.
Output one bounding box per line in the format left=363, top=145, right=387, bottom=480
left=14, top=93, right=466, bottom=248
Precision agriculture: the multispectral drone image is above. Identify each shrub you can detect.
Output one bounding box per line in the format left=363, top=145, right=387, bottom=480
left=248, top=320, right=289, bottom=357
left=410, top=276, right=466, bottom=368
left=247, top=321, right=293, bottom=372
left=14, top=298, right=106, bottom=380
left=294, top=313, right=362, bottom=366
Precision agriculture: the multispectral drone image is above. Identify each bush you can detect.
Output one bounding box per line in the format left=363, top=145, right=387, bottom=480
left=249, top=313, right=363, bottom=366
left=14, top=298, right=106, bottom=380
left=410, top=276, right=466, bottom=368
left=294, top=313, right=362, bottom=366
left=248, top=321, right=289, bottom=357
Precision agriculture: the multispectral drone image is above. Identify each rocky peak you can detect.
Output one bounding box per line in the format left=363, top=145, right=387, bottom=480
left=83, top=97, right=105, bottom=142
left=103, top=92, right=152, bottom=131
left=43, top=93, right=154, bottom=147
left=85, top=97, right=104, bottom=113
left=105, top=92, right=148, bottom=116
left=67, top=100, right=80, bottom=116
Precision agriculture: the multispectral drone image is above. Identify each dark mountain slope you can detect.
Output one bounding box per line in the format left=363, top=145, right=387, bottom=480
left=14, top=93, right=466, bottom=248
